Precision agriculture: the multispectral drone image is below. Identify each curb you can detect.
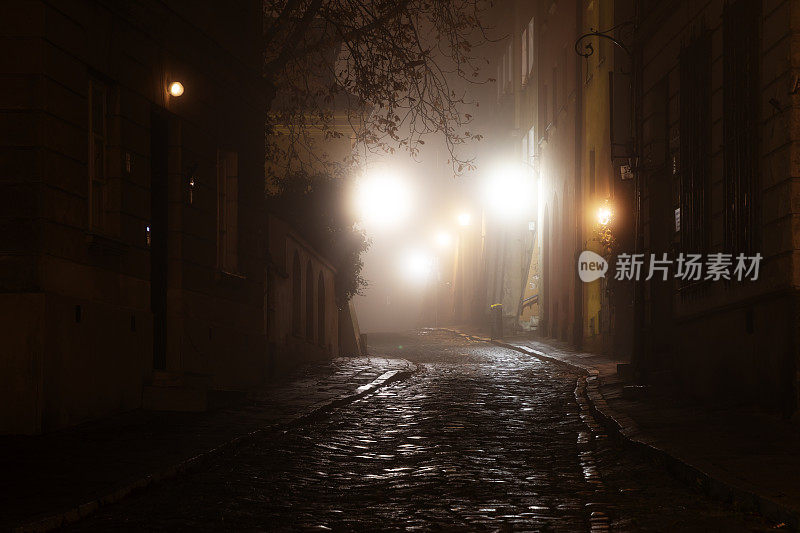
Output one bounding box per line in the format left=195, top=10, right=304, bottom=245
left=438, top=327, right=799, bottom=530
left=12, top=365, right=416, bottom=533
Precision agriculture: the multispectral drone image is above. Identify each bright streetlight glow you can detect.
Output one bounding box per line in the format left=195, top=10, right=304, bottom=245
left=457, top=212, right=471, bottom=226
left=484, top=162, right=535, bottom=219
left=434, top=231, right=452, bottom=248
left=168, top=81, right=184, bottom=97
left=597, top=205, right=613, bottom=226
left=403, top=249, right=433, bottom=283
left=356, top=169, right=412, bottom=229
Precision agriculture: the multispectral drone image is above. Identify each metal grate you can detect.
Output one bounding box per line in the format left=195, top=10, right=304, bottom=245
left=678, top=29, right=712, bottom=255
left=723, top=0, right=761, bottom=254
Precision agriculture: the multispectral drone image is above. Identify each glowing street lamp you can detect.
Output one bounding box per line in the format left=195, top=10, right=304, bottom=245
left=402, top=249, right=433, bottom=283
left=484, top=162, right=535, bottom=219
left=597, top=205, right=613, bottom=226
left=434, top=231, right=452, bottom=248
left=168, top=81, right=184, bottom=97
left=356, top=168, right=412, bottom=229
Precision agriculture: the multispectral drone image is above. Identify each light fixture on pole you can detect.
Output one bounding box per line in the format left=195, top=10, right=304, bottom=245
left=402, top=249, right=433, bottom=283
left=434, top=231, right=452, bottom=248
left=484, top=162, right=535, bottom=220
left=355, top=168, right=412, bottom=230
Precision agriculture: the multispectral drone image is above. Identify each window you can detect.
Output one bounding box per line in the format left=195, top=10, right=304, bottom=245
left=317, top=273, right=325, bottom=346
left=521, top=136, right=528, bottom=165
left=501, top=57, right=506, bottom=96
left=217, top=150, right=239, bottom=272
left=679, top=29, right=712, bottom=254
left=527, top=18, right=535, bottom=75
left=305, top=260, right=314, bottom=340
left=552, top=66, right=558, bottom=126
left=499, top=40, right=516, bottom=97
left=292, top=252, right=301, bottom=335
left=506, top=42, right=513, bottom=93
left=521, top=28, right=528, bottom=86
left=527, top=127, right=535, bottom=165
left=723, top=0, right=761, bottom=254
left=88, top=79, right=108, bottom=231
left=540, top=83, right=549, bottom=133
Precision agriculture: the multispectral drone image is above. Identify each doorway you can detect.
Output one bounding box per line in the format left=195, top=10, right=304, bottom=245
left=150, top=109, right=168, bottom=370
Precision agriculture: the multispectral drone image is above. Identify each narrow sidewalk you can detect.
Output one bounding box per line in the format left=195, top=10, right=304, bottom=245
left=0, top=356, right=414, bottom=532
left=444, top=325, right=800, bottom=529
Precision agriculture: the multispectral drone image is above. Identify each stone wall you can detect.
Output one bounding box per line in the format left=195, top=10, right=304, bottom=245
left=266, top=215, right=339, bottom=370
left=637, top=0, right=800, bottom=411
left=0, top=0, right=267, bottom=433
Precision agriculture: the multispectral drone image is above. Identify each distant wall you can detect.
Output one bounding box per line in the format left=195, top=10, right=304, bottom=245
left=267, top=216, right=338, bottom=369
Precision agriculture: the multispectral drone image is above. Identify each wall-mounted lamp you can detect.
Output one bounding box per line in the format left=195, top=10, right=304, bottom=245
left=168, top=81, right=184, bottom=97
left=597, top=205, right=613, bottom=226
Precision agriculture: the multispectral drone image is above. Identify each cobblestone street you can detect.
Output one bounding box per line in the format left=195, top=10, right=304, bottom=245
left=66, top=331, right=773, bottom=531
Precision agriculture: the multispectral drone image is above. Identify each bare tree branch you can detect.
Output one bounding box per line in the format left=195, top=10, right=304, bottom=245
left=263, top=0, right=493, bottom=178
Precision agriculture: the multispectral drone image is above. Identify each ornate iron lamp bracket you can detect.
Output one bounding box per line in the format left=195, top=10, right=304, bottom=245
left=574, top=24, right=633, bottom=61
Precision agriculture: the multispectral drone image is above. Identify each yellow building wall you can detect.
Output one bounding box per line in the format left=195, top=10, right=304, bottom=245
left=580, top=0, right=615, bottom=351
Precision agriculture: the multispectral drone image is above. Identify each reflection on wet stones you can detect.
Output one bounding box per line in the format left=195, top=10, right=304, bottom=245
left=229, top=344, right=592, bottom=531
left=65, top=331, right=776, bottom=532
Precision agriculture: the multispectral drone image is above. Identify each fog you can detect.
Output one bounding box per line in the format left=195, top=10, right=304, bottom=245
left=352, top=148, right=474, bottom=333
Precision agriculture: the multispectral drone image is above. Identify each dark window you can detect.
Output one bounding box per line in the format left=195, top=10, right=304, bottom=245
left=88, top=80, right=107, bottom=231
left=723, top=0, right=761, bottom=254
left=317, top=273, right=325, bottom=346
left=217, top=151, right=239, bottom=272
left=292, top=252, right=301, bottom=335
left=306, top=260, right=314, bottom=340
left=679, top=29, right=712, bottom=254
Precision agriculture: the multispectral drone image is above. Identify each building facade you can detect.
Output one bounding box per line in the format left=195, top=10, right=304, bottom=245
left=481, top=0, right=800, bottom=413
left=0, top=0, right=352, bottom=434
left=634, top=0, right=800, bottom=411
left=1, top=0, right=269, bottom=433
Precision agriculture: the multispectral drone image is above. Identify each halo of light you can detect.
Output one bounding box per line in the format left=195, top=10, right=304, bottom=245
left=457, top=212, right=471, bottom=226
left=597, top=206, right=613, bottom=226
left=484, top=162, right=535, bottom=219
left=168, top=81, right=184, bottom=97
left=402, top=249, right=433, bottom=283
left=356, top=169, right=412, bottom=229
left=434, top=231, right=452, bottom=248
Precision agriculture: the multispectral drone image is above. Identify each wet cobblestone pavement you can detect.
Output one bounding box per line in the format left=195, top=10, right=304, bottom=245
left=66, top=330, right=775, bottom=531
